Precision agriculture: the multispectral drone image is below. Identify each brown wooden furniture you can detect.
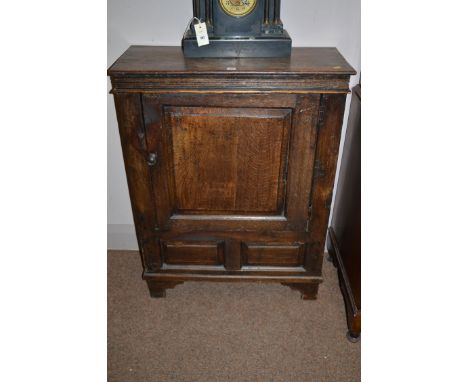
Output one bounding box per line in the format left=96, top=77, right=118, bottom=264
left=327, top=83, right=361, bottom=341
left=108, top=46, right=355, bottom=299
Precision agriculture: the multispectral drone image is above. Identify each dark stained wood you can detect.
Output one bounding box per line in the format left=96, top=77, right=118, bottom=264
left=328, top=228, right=361, bottom=341
left=161, top=240, right=225, bottom=266
left=113, top=93, right=161, bottom=272
left=145, top=271, right=322, bottom=283
left=327, top=83, right=361, bottom=341
left=141, top=93, right=318, bottom=233
left=285, top=94, right=320, bottom=231
left=241, top=242, right=305, bottom=267
left=109, top=45, right=355, bottom=298
left=306, top=94, right=347, bottom=275
left=108, top=46, right=355, bottom=75
left=108, top=47, right=355, bottom=94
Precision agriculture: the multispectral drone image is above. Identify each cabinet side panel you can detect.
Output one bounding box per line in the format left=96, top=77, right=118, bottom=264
left=307, top=94, right=347, bottom=272
left=113, top=93, right=161, bottom=270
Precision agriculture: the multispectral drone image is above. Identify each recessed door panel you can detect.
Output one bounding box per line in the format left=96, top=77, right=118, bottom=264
left=168, top=106, right=290, bottom=215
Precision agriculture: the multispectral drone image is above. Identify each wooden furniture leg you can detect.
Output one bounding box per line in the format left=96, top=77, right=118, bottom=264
left=282, top=283, right=319, bottom=300
left=146, top=280, right=184, bottom=298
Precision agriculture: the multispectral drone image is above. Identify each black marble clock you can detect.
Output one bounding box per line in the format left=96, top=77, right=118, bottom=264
left=182, top=0, right=292, bottom=58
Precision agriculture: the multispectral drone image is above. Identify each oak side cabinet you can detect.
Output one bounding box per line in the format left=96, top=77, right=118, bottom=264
left=108, top=46, right=355, bottom=299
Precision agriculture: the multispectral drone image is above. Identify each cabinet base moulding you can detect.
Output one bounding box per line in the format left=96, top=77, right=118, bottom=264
left=144, top=272, right=322, bottom=300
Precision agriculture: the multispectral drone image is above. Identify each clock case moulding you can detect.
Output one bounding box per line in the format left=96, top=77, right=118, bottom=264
left=182, top=0, right=292, bottom=58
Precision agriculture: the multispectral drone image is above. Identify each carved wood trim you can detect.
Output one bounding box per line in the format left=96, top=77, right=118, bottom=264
left=110, top=74, right=351, bottom=94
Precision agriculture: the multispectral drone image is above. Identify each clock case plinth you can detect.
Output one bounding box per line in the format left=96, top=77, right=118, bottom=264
left=182, top=32, right=292, bottom=58
left=182, top=0, right=292, bottom=58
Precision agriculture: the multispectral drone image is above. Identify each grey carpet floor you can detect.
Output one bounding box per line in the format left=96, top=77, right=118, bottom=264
left=108, top=251, right=360, bottom=382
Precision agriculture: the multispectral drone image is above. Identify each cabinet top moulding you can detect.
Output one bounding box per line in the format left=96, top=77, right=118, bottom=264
left=108, top=46, right=356, bottom=94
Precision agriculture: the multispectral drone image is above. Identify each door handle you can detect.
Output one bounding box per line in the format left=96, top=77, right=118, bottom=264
left=147, top=152, right=157, bottom=166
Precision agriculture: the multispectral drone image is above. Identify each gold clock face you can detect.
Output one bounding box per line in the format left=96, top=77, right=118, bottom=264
left=219, top=0, right=257, bottom=18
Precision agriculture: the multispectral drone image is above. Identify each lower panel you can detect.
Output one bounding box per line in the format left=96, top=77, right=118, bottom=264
left=241, top=242, right=305, bottom=267
left=161, top=240, right=225, bottom=267
left=146, top=238, right=322, bottom=300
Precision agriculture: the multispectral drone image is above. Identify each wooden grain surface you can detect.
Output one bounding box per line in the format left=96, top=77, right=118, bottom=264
left=167, top=106, right=290, bottom=214
left=108, top=46, right=356, bottom=75
left=141, top=93, right=317, bottom=233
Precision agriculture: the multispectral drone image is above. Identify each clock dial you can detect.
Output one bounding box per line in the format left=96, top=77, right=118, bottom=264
left=219, top=0, right=257, bottom=17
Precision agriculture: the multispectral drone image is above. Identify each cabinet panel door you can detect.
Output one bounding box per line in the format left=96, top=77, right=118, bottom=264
left=142, top=94, right=320, bottom=232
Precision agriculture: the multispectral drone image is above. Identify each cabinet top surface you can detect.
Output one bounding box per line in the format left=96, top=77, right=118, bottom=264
left=108, top=46, right=356, bottom=76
